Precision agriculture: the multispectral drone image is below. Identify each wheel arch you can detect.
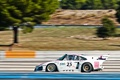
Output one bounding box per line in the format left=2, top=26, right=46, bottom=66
left=81, top=62, right=94, bottom=72
left=45, top=63, right=59, bottom=72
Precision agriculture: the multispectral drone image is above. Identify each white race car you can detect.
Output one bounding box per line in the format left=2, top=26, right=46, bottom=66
left=34, top=54, right=109, bottom=72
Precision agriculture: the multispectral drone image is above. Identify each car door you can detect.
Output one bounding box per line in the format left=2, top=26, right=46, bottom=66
left=57, top=55, right=81, bottom=72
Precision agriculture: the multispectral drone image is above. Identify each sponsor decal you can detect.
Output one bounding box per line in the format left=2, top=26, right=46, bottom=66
left=60, top=63, right=65, bottom=65
left=94, top=62, right=99, bottom=68
left=63, top=70, right=74, bottom=72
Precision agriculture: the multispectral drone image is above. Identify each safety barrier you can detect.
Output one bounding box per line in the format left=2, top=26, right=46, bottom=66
left=5, top=51, right=36, bottom=58
left=1, top=51, right=120, bottom=59
left=0, top=51, right=120, bottom=72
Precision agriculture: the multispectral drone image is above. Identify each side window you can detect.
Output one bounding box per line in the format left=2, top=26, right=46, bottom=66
left=74, top=56, right=80, bottom=60
left=80, top=56, right=87, bottom=60
left=66, top=55, right=75, bottom=60
left=64, top=55, right=87, bottom=60
left=68, top=55, right=74, bottom=60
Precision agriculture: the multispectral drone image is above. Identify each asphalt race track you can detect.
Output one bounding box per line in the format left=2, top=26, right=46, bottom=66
left=0, top=72, right=120, bottom=80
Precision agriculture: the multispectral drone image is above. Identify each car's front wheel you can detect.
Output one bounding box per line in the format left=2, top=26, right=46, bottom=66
left=81, top=62, right=93, bottom=72
left=46, top=63, right=57, bottom=72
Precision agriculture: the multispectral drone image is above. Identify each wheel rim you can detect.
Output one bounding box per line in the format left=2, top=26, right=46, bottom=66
left=83, top=64, right=90, bottom=72
left=47, top=64, right=56, bottom=72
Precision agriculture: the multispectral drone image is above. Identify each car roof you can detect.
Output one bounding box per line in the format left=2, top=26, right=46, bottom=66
left=66, top=54, right=85, bottom=56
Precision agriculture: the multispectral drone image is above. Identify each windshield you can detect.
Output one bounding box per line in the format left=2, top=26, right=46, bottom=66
left=57, top=54, right=67, bottom=60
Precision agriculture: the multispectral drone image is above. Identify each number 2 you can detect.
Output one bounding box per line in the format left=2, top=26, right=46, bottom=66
left=67, top=62, right=72, bottom=67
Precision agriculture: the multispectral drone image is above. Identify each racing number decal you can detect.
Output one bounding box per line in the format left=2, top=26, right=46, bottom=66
left=67, top=62, right=72, bottom=67
left=67, top=62, right=80, bottom=69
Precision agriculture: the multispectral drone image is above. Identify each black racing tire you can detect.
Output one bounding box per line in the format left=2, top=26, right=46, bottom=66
left=81, top=62, right=93, bottom=72
left=46, top=63, right=57, bottom=72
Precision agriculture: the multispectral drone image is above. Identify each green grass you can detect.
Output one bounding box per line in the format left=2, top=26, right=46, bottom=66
left=0, top=27, right=120, bottom=51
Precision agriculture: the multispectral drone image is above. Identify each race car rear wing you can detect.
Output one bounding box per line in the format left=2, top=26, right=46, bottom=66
left=97, top=54, right=110, bottom=60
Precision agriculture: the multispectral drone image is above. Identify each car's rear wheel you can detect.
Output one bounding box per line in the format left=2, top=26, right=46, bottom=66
left=46, top=63, right=57, bottom=72
left=81, top=62, right=93, bottom=72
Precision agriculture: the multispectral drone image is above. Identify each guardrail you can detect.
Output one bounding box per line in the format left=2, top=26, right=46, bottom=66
left=1, top=51, right=120, bottom=60
left=0, top=51, right=120, bottom=72
left=34, top=24, right=120, bottom=28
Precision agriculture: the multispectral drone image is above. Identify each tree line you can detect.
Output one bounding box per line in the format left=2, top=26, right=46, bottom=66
left=0, top=0, right=59, bottom=43
left=1, top=0, right=120, bottom=44
left=60, top=0, right=120, bottom=10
